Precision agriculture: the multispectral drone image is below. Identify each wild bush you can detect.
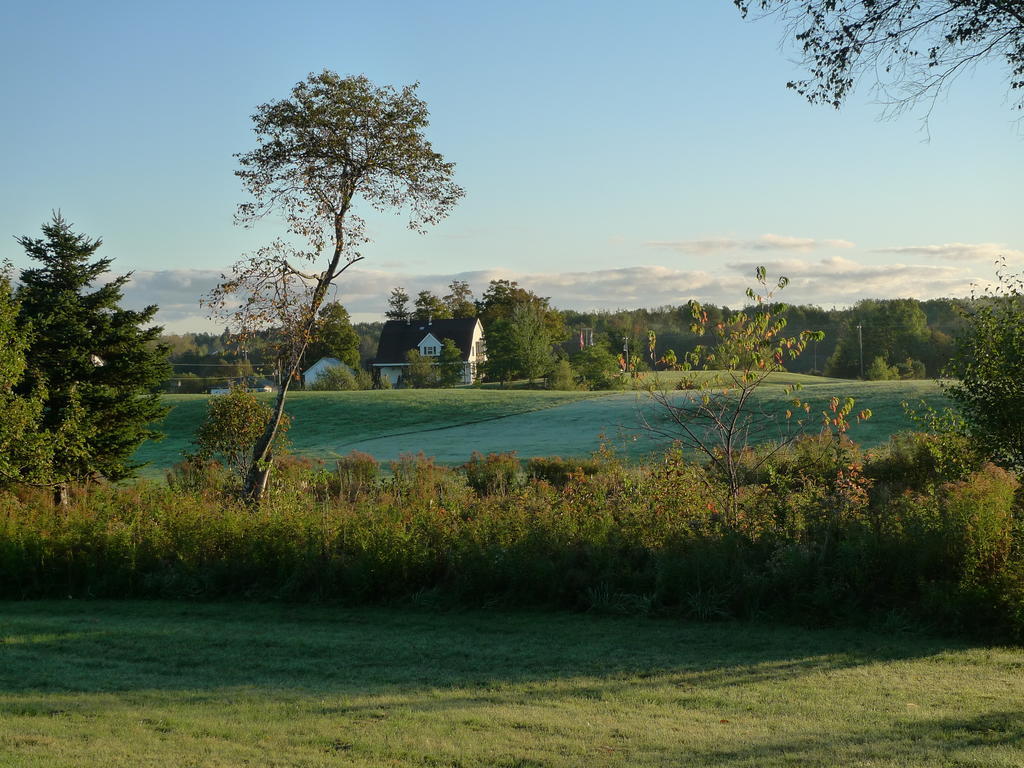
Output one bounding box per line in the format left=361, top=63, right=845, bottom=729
left=308, top=366, right=359, bottom=391
left=336, top=451, right=380, bottom=501
left=2, top=442, right=1023, bottom=641
left=546, top=358, right=578, bottom=391
left=462, top=452, right=523, bottom=495
left=526, top=456, right=603, bottom=487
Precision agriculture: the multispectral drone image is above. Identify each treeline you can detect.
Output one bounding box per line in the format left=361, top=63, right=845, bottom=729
left=560, top=296, right=966, bottom=380
left=160, top=318, right=383, bottom=393
left=377, top=280, right=967, bottom=383
left=160, top=279, right=969, bottom=391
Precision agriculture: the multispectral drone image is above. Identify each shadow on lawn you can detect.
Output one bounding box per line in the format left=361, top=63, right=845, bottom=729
left=671, top=709, right=1024, bottom=766
left=0, top=600, right=970, bottom=696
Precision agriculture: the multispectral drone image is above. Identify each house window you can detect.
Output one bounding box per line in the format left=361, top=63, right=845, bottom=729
left=422, top=345, right=439, bottom=356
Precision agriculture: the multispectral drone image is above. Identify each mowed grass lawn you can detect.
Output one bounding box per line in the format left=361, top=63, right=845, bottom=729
left=135, top=376, right=952, bottom=475
left=1, top=603, right=1021, bottom=767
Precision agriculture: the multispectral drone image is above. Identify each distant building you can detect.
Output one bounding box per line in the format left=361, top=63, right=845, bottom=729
left=303, top=357, right=356, bottom=388
left=209, top=378, right=278, bottom=395
left=373, top=317, right=486, bottom=387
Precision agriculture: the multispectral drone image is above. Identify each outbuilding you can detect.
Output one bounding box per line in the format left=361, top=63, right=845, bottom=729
left=303, top=357, right=357, bottom=388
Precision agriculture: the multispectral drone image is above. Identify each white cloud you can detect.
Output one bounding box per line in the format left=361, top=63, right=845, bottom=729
left=645, top=233, right=855, bottom=254
left=725, top=256, right=977, bottom=302
left=123, top=256, right=995, bottom=333
left=872, top=242, right=1024, bottom=262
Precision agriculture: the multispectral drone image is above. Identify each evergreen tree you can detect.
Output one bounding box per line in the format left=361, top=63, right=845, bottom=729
left=14, top=214, right=171, bottom=500
left=385, top=287, right=411, bottom=321
left=0, top=264, right=55, bottom=487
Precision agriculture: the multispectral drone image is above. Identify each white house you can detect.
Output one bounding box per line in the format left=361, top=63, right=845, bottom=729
left=303, top=357, right=357, bottom=387
left=373, top=317, right=486, bottom=387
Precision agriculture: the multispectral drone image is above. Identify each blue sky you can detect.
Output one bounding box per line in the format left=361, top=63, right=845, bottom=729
left=2, top=0, right=1022, bottom=329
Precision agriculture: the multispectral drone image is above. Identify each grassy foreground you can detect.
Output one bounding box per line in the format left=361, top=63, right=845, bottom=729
left=1, top=602, right=1021, bottom=767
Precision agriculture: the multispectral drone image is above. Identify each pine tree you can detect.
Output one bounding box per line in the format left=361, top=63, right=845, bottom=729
left=14, top=214, right=171, bottom=500
left=385, top=287, right=411, bottom=321
left=0, top=263, right=54, bottom=487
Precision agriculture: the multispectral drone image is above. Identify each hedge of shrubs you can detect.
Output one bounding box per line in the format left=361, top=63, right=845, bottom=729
left=1, top=433, right=1022, bottom=640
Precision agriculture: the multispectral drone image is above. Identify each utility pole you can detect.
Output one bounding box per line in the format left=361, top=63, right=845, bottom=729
left=623, top=336, right=630, bottom=378
left=856, top=324, right=864, bottom=379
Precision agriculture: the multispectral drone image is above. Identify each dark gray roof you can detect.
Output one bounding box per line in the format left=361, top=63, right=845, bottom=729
left=374, top=318, right=480, bottom=364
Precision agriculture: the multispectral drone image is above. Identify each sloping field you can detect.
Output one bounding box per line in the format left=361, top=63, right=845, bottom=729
left=135, top=389, right=607, bottom=473
left=1, top=601, right=1021, bottom=768
left=135, top=376, right=952, bottom=474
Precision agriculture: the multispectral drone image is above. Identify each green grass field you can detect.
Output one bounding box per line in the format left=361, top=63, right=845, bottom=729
left=1, top=602, right=1020, bottom=767
left=135, top=375, right=953, bottom=476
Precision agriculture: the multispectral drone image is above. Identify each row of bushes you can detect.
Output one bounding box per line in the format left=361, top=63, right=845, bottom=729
left=1, top=434, right=1022, bottom=640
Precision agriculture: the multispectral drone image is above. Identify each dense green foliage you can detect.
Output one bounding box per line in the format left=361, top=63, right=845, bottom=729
left=187, top=388, right=291, bottom=486
left=305, top=301, right=360, bottom=369
left=570, top=341, right=624, bottom=389
left=944, top=266, right=1024, bottom=468
left=825, top=299, right=936, bottom=379
left=161, top=320, right=383, bottom=392
left=478, top=279, right=567, bottom=384
left=4, top=434, right=1023, bottom=640
left=400, top=339, right=472, bottom=387
left=413, top=289, right=450, bottom=321
left=13, top=215, right=170, bottom=495
left=0, top=267, right=52, bottom=488
left=306, top=364, right=373, bottom=391
left=160, top=295, right=966, bottom=393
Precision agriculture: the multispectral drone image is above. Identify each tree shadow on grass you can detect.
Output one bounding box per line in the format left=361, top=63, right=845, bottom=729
left=667, top=709, right=1024, bottom=768
left=0, top=600, right=976, bottom=696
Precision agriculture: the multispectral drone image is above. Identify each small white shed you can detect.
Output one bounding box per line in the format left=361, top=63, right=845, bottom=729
left=303, top=357, right=356, bottom=387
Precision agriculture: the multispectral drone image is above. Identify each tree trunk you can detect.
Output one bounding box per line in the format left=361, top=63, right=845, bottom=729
left=240, top=213, right=352, bottom=507
left=53, top=483, right=69, bottom=507
left=242, top=369, right=295, bottom=505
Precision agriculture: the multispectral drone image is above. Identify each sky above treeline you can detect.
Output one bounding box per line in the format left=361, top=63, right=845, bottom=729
left=2, top=0, right=1022, bottom=331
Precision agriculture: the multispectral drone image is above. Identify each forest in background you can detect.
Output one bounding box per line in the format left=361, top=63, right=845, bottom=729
left=159, top=293, right=967, bottom=392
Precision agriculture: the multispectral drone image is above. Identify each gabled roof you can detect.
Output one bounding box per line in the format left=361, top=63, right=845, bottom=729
left=303, top=356, right=353, bottom=377
left=374, top=318, right=481, bottom=364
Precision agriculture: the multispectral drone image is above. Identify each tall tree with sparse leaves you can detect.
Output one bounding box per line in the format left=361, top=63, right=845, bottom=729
left=443, top=280, right=476, bottom=317
left=207, top=71, right=463, bottom=503
left=14, top=215, right=170, bottom=503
